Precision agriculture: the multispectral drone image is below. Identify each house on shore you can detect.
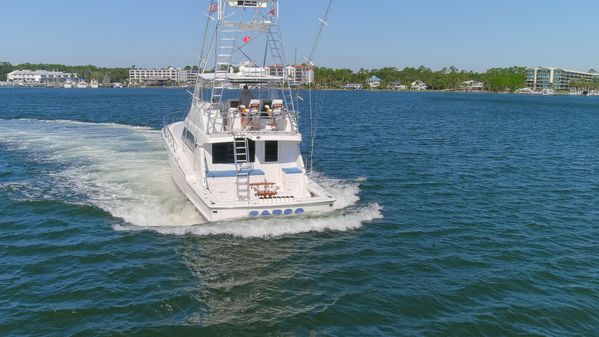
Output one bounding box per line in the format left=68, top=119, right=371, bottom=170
left=459, top=80, right=484, bottom=91
left=367, top=76, right=381, bottom=89
left=387, top=81, right=407, bottom=90
left=342, top=83, right=363, bottom=90
left=411, top=80, right=427, bottom=91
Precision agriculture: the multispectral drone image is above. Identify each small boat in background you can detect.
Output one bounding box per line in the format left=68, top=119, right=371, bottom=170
left=540, top=88, right=555, bottom=96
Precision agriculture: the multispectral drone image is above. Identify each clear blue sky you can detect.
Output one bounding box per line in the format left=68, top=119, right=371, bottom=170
left=2, top=0, right=598, bottom=72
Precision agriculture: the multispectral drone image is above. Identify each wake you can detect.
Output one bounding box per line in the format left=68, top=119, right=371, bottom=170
left=0, top=118, right=382, bottom=237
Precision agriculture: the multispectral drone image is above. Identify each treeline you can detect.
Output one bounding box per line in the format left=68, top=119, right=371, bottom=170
left=314, top=66, right=527, bottom=92
left=1, top=61, right=530, bottom=92
left=0, top=61, right=129, bottom=82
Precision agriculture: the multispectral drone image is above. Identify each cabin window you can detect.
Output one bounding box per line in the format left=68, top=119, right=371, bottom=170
left=265, top=141, right=278, bottom=162
left=182, top=127, right=195, bottom=150
left=212, top=140, right=255, bottom=164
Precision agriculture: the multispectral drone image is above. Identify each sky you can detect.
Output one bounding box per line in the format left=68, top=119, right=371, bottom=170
left=1, top=0, right=599, bottom=72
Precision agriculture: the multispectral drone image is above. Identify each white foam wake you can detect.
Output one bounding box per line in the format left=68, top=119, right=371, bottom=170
left=0, top=118, right=382, bottom=237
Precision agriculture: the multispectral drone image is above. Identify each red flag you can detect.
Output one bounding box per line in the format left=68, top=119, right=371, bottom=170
left=242, top=35, right=251, bottom=43
left=268, top=7, right=276, bottom=16
left=209, top=2, right=217, bottom=13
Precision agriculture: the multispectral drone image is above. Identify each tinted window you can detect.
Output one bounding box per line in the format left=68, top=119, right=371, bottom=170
left=265, top=141, right=278, bottom=162
left=212, top=140, right=255, bottom=164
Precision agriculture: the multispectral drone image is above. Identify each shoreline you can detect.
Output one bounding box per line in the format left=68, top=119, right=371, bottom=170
left=1, top=86, right=598, bottom=97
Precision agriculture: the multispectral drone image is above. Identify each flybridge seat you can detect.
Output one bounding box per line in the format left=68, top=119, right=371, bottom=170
left=272, top=99, right=283, bottom=112
left=207, top=168, right=265, bottom=178
left=248, top=99, right=261, bottom=112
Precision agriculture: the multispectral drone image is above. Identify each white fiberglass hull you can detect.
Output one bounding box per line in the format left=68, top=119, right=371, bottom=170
left=163, top=122, right=335, bottom=222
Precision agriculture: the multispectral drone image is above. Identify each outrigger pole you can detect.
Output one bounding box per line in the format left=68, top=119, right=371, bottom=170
left=307, top=0, right=334, bottom=172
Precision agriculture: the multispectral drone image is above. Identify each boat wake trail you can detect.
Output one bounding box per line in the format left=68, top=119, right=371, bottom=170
left=0, top=119, right=382, bottom=237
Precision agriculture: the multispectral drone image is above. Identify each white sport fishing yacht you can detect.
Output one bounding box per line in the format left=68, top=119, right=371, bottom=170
left=163, top=0, right=335, bottom=222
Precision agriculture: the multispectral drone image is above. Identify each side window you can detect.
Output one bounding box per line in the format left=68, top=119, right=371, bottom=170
left=265, top=141, right=278, bottom=162
left=182, top=127, right=195, bottom=150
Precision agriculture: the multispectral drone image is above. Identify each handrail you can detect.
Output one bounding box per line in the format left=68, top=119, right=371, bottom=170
left=162, top=125, right=178, bottom=152
left=205, top=107, right=299, bottom=135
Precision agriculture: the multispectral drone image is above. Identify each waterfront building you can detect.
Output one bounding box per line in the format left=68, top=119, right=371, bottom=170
left=268, top=64, right=314, bottom=86
left=387, top=81, right=406, bottom=90
left=411, top=80, right=427, bottom=91
left=526, top=67, right=599, bottom=91
left=367, top=76, right=381, bottom=89
left=7, top=70, right=76, bottom=84
left=128, top=67, right=198, bottom=85
left=285, top=65, right=314, bottom=86
left=459, top=80, right=484, bottom=91
left=342, top=83, right=363, bottom=90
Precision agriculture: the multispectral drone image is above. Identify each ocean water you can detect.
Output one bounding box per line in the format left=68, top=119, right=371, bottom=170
left=1, top=88, right=598, bottom=336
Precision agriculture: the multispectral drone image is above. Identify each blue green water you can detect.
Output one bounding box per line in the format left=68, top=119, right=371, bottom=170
left=1, top=88, right=599, bottom=336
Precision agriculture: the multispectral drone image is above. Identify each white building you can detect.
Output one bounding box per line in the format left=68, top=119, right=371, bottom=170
left=411, top=80, right=427, bottom=91
left=7, top=70, right=76, bottom=84
left=459, top=80, right=484, bottom=91
left=342, top=83, right=363, bottom=90
left=128, top=67, right=198, bottom=84
left=387, top=81, right=406, bottom=90
left=268, top=64, right=314, bottom=85
left=367, top=76, right=381, bottom=89
left=286, top=65, right=314, bottom=85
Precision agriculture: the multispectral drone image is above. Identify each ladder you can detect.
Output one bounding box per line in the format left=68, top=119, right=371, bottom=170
left=233, top=135, right=251, bottom=201
left=210, top=27, right=239, bottom=108
left=267, top=25, right=296, bottom=116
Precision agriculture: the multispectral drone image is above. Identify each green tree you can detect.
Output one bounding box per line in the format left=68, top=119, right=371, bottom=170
left=0, top=61, right=14, bottom=81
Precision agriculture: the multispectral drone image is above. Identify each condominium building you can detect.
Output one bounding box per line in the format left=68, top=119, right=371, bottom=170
left=285, top=65, right=314, bottom=85
left=128, top=67, right=198, bottom=84
left=268, top=64, right=314, bottom=85
left=526, top=67, right=599, bottom=90
left=7, top=70, right=75, bottom=84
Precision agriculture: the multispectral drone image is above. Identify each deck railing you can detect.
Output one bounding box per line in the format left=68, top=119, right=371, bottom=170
left=206, top=108, right=298, bottom=135
left=162, top=125, right=178, bottom=152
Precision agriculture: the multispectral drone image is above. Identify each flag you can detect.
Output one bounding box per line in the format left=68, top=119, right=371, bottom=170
left=242, top=35, right=251, bottom=43
left=268, top=7, right=276, bottom=16
left=209, top=2, right=217, bottom=13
